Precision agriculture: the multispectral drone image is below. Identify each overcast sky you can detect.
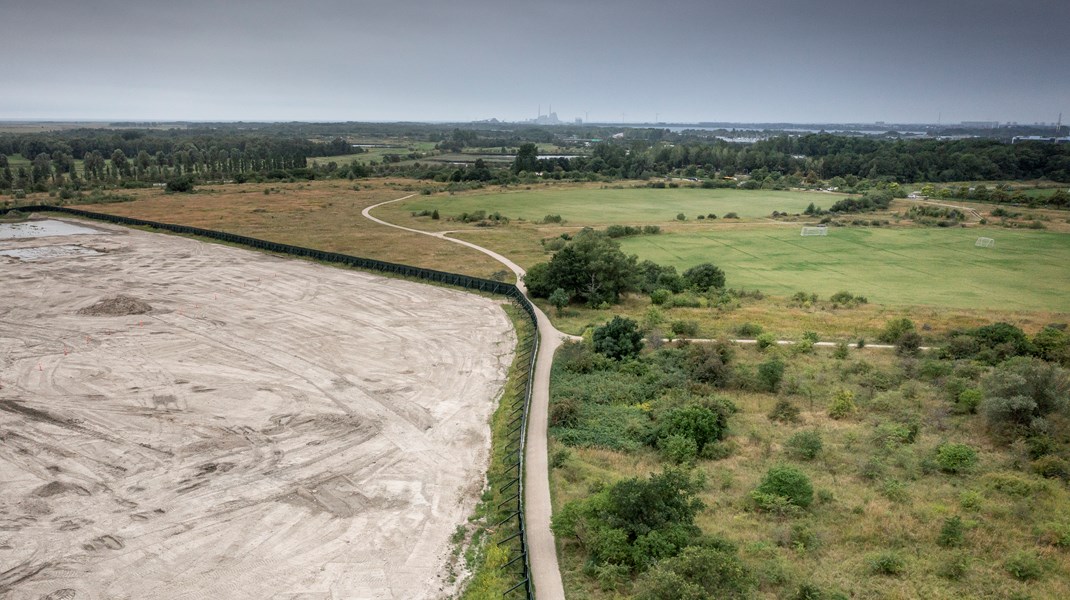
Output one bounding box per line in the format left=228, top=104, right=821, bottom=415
left=1, top=0, right=1067, bottom=124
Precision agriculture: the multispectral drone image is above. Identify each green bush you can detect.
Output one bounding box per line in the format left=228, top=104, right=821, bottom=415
left=594, top=316, right=644, bottom=360
left=650, top=288, right=671, bottom=305
left=866, top=551, right=906, bottom=576
left=656, top=405, right=725, bottom=453
left=767, top=399, right=801, bottom=424
left=757, top=357, right=786, bottom=392
left=955, top=388, right=983, bottom=414
left=833, top=342, right=850, bottom=359
left=827, top=389, right=857, bottom=419
left=634, top=545, right=753, bottom=600
left=785, top=430, right=823, bottom=460
left=1004, top=550, right=1044, bottom=581
left=937, top=516, right=965, bottom=547
left=756, top=333, right=777, bottom=351
left=737, top=322, right=763, bottom=337
left=982, top=357, right=1070, bottom=435
left=670, top=320, right=699, bottom=337
left=660, top=434, right=698, bottom=464
left=878, top=317, right=915, bottom=344
left=755, top=464, right=813, bottom=509
left=936, top=443, right=978, bottom=474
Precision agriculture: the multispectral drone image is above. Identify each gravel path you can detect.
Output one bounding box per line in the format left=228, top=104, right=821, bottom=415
left=364, top=197, right=569, bottom=600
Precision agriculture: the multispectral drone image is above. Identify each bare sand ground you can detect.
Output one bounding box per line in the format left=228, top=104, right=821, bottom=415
left=0, top=219, right=515, bottom=600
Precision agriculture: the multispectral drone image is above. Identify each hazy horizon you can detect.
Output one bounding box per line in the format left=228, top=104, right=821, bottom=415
left=2, top=0, right=1067, bottom=124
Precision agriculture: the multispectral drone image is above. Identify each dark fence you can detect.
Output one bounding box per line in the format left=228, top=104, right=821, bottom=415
left=21, top=205, right=537, bottom=599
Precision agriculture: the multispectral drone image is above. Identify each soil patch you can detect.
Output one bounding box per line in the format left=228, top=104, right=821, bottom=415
left=77, top=294, right=152, bottom=316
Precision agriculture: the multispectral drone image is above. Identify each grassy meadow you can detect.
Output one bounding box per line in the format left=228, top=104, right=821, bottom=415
left=618, top=226, right=1070, bottom=312
left=71, top=179, right=509, bottom=280
left=394, top=186, right=838, bottom=224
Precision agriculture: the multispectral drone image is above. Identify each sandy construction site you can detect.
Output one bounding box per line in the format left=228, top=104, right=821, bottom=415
left=0, top=218, right=515, bottom=599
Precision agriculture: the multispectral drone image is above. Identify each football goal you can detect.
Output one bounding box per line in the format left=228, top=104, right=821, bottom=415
left=801, top=226, right=828, bottom=236
left=975, top=237, right=995, bottom=248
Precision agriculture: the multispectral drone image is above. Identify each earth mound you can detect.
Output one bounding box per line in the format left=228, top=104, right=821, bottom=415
left=78, top=295, right=152, bottom=316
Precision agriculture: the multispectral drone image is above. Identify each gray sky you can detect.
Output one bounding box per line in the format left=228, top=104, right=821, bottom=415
left=1, top=0, right=1067, bottom=124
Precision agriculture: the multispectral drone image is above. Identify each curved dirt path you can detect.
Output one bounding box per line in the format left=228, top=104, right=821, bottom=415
left=363, top=197, right=568, bottom=600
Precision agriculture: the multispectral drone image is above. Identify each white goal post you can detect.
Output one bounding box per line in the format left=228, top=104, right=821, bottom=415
left=975, top=237, right=995, bottom=248
left=800, top=226, right=828, bottom=236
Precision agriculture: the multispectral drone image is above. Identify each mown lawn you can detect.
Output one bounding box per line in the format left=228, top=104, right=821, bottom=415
left=618, top=226, right=1070, bottom=312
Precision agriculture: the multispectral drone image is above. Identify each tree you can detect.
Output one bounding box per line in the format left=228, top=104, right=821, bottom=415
left=682, top=263, right=725, bottom=291
left=549, top=288, right=570, bottom=315
left=594, top=316, right=643, bottom=360
left=111, top=149, right=131, bottom=177
left=512, top=142, right=538, bottom=174
left=525, top=229, right=640, bottom=305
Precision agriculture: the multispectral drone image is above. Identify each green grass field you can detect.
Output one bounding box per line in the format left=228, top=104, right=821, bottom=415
left=618, top=226, right=1070, bottom=311
left=400, top=187, right=840, bottom=224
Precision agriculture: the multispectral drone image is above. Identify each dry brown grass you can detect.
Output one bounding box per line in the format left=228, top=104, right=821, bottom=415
left=76, top=179, right=509, bottom=280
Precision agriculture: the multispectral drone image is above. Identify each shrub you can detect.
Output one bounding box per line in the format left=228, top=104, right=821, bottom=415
left=656, top=405, right=726, bottom=453
left=757, top=357, right=786, bottom=392
left=768, top=399, right=801, bottom=424
left=785, top=430, right=823, bottom=460
left=670, top=320, right=699, bottom=337
left=165, top=175, right=195, bottom=193
left=937, top=516, right=965, bottom=547
left=938, top=553, right=970, bottom=580
left=982, top=357, right=1070, bottom=435
left=1004, top=550, right=1044, bottom=581
left=650, top=288, right=671, bottom=305
left=737, top=322, right=763, bottom=337
left=936, top=443, right=978, bottom=474
left=549, top=397, right=580, bottom=427
left=634, top=545, right=753, bottom=600
left=867, top=551, right=906, bottom=576
left=756, top=333, right=777, bottom=351
left=755, top=464, right=813, bottom=509
left=880, top=479, right=910, bottom=503
left=675, top=212, right=686, bottom=221
left=827, top=389, right=856, bottom=420
left=1032, top=455, right=1070, bottom=480
left=955, top=388, right=983, bottom=414
left=959, top=490, right=983, bottom=511
left=723, top=212, right=739, bottom=219
left=593, top=316, right=644, bottom=360
left=896, top=331, right=922, bottom=355
left=878, top=318, right=915, bottom=344
left=833, top=342, right=850, bottom=359
left=660, top=434, right=698, bottom=464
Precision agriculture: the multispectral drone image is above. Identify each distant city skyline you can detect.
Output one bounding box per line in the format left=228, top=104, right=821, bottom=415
left=1, top=0, right=1067, bottom=124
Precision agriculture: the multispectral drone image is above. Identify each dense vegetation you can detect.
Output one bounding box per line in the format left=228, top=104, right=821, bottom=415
left=3, top=123, right=1068, bottom=202
left=548, top=313, right=1070, bottom=598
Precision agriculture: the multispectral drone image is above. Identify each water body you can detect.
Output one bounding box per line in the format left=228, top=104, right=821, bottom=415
left=0, top=219, right=104, bottom=240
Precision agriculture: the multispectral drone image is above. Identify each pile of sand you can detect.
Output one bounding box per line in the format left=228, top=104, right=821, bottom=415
left=77, top=294, right=153, bottom=316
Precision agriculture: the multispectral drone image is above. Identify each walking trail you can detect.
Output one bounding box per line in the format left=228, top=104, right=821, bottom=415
left=363, top=196, right=568, bottom=600
left=361, top=197, right=926, bottom=598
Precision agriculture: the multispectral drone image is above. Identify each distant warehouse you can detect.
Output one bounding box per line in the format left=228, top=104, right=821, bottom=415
left=1011, top=136, right=1070, bottom=144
